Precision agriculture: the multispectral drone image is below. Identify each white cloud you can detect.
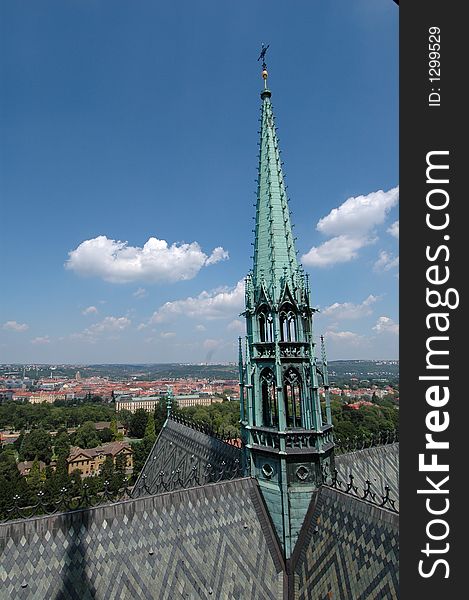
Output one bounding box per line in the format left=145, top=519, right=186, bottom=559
left=82, top=306, right=98, bottom=316
left=2, top=321, right=29, bottom=332
left=31, top=336, right=50, bottom=345
left=316, top=187, right=399, bottom=237
left=195, top=324, right=206, bottom=332
left=302, top=235, right=374, bottom=267
left=150, top=280, right=244, bottom=324
left=205, top=247, right=229, bottom=265
left=88, top=316, right=131, bottom=333
left=373, top=250, right=399, bottom=272
left=133, top=287, right=147, bottom=299
left=387, top=220, right=399, bottom=239
left=160, top=331, right=176, bottom=339
left=65, top=235, right=229, bottom=284
left=302, top=186, right=398, bottom=268
left=73, top=316, right=132, bottom=343
left=324, top=330, right=365, bottom=346
left=373, top=316, right=399, bottom=335
left=227, top=319, right=245, bottom=333
left=322, top=295, right=379, bottom=320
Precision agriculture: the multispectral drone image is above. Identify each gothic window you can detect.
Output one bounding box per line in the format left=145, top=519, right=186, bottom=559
left=283, top=367, right=302, bottom=427
left=259, top=312, right=266, bottom=342
left=258, top=307, right=274, bottom=343
left=280, top=305, right=297, bottom=342
left=261, top=368, right=278, bottom=428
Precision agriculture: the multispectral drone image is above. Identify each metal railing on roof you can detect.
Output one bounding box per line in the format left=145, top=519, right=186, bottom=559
left=321, top=463, right=398, bottom=513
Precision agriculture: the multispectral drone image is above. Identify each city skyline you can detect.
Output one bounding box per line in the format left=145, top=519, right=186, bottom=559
left=0, top=0, right=398, bottom=363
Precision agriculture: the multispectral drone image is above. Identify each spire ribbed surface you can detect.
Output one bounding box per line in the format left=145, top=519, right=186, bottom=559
left=253, top=89, right=299, bottom=303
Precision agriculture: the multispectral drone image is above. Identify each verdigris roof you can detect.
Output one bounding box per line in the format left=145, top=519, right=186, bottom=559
left=252, top=84, right=300, bottom=303
left=292, top=486, right=399, bottom=600
left=132, top=417, right=242, bottom=498
left=0, top=478, right=284, bottom=600
left=335, top=442, right=399, bottom=510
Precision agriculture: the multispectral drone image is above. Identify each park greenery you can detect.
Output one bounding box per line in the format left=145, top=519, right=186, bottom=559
left=0, top=392, right=398, bottom=518
left=0, top=401, right=116, bottom=431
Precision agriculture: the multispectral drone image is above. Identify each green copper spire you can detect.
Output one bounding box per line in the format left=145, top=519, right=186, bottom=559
left=253, top=67, right=299, bottom=302
left=240, top=50, right=334, bottom=559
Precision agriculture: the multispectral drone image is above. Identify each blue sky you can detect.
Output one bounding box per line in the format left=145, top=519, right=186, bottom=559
left=0, top=0, right=398, bottom=364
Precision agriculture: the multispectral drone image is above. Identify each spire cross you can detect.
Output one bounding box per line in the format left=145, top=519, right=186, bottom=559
left=258, top=43, right=270, bottom=89
left=257, top=43, right=269, bottom=70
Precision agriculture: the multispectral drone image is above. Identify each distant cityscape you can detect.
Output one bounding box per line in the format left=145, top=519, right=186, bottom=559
left=0, top=360, right=399, bottom=409
left=0, top=360, right=399, bottom=489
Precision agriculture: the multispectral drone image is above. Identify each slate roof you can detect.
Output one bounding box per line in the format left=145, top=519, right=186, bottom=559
left=292, top=486, right=399, bottom=600
left=1, top=420, right=399, bottom=599
left=0, top=478, right=284, bottom=600
left=335, top=442, right=399, bottom=510
left=132, top=417, right=242, bottom=498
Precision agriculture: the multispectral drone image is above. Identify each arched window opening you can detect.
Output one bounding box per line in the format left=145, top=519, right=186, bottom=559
left=280, top=310, right=297, bottom=342
left=284, top=368, right=302, bottom=427
left=259, top=312, right=266, bottom=342
left=258, top=308, right=274, bottom=343
left=261, top=369, right=278, bottom=428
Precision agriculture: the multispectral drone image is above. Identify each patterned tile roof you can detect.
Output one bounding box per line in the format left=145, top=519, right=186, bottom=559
left=335, top=442, right=399, bottom=510
left=1, top=422, right=399, bottom=599
left=0, top=478, right=284, bottom=600
left=132, top=418, right=242, bottom=498
left=292, top=486, right=399, bottom=600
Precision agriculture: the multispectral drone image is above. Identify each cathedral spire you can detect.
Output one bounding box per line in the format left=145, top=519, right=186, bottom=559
left=253, top=53, right=299, bottom=303
left=240, top=48, right=334, bottom=559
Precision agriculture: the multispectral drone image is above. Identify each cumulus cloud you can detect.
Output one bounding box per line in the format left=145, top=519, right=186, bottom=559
left=373, top=250, right=399, bottom=272
left=387, top=220, right=399, bottom=239
left=373, top=316, right=399, bottom=335
left=133, top=287, right=147, bottom=299
left=65, top=235, right=229, bottom=284
left=302, top=186, right=399, bottom=267
left=316, top=187, right=399, bottom=237
left=87, top=316, right=131, bottom=333
left=324, top=330, right=365, bottom=346
left=302, top=235, right=374, bottom=267
left=322, top=295, right=379, bottom=320
left=3, top=321, right=29, bottom=332
left=150, top=280, right=244, bottom=324
left=205, top=247, right=229, bottom=265
left=82, top=306, right=98, bottom=316
left=195, top=324, right=206, bottom=332
left=73, top=316, right=132, bottom=343
left=31, top=336, right=50, bottom=345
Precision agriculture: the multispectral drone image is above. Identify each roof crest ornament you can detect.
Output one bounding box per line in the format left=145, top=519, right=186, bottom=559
left=258, top=43, right=270, bottom=89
